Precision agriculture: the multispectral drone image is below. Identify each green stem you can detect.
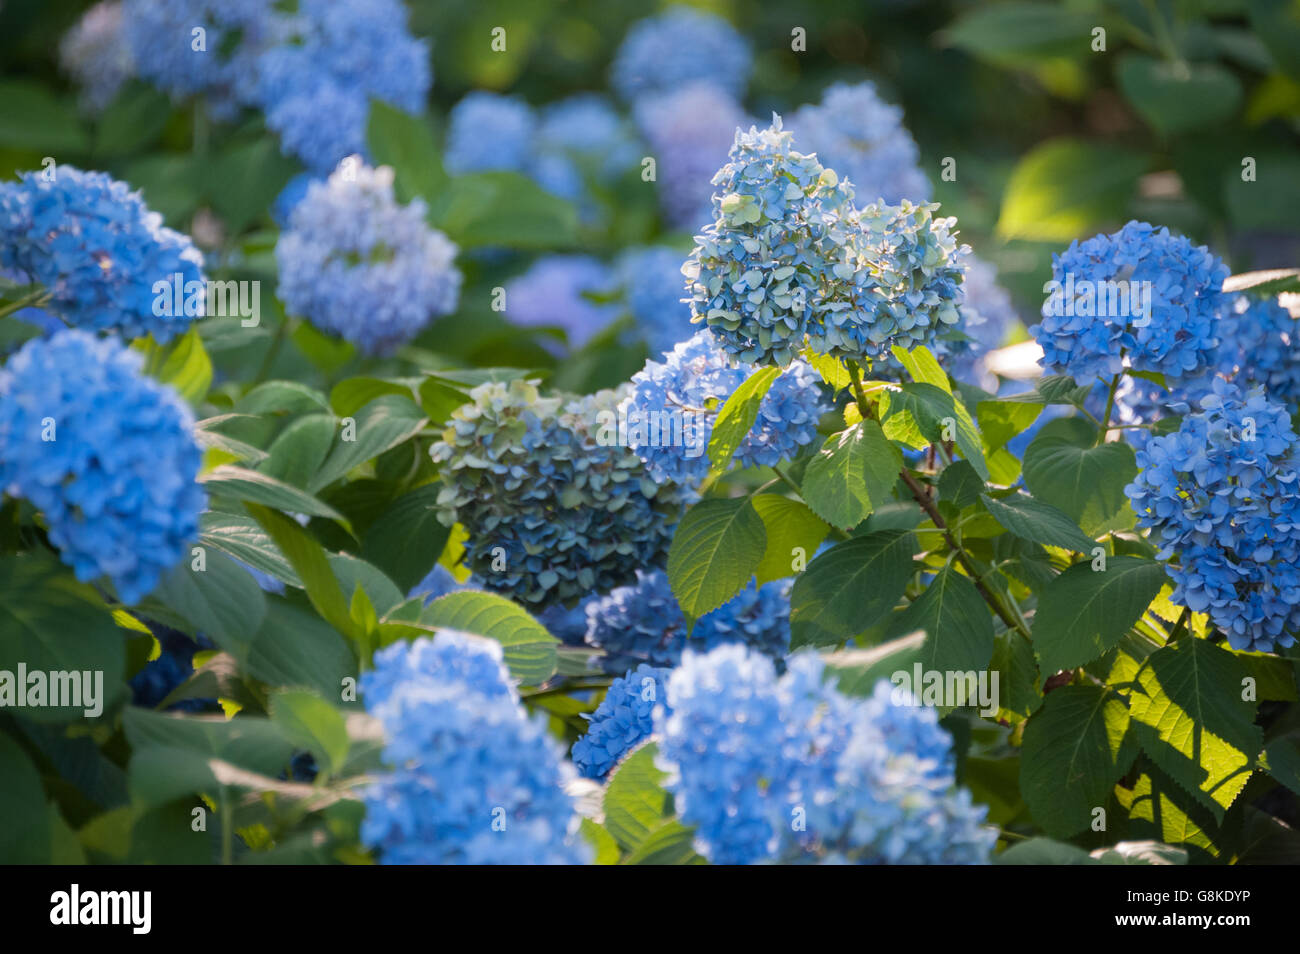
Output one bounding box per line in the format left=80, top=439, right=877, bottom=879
left=1097, top=371, right=1123, bottom=446
left=253, top=316, right=291, bottom=385
left=0, top=289, right=51, bottom=320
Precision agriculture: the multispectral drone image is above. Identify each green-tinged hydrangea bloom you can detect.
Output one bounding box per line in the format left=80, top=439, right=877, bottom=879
left=430, top=379, right=686, bottom=609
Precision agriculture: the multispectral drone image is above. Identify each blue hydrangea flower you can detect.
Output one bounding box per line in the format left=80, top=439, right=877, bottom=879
left=571, top=664, right=671, bottom=779
left=656, top=645, right=995, bottom=865
left=361, top=632, right=590, bottom=864
left=130, top=627, right=215, bottom=712
left=256, top=0, right=430, bottom=172
left=0, top=330, right=206, bottom=604
left=611, top=7, right=752, bottom=102
left=60, top=1, right=134, bottom=115
left=444, top=91, right=537, bottom=175
left=270, top=172, right=319, bottom=228
left=1032, top=221, right=1228, bottom=382
left=684, top=117, right=966, bottom=366
left=503, top=255, right=619, bottom=350
left=620, top=329, right=827, bottom=489
left=0, top=166, right=205, bottom=342
left=789, top=81, right=931, bottom=205
left=1126, top=377, right=1300, bottom=652
left=122, top=0, right=279, bottom=119
left=529, top=94, right=639, bottom=200
left=430, top=380, right=685, bottom=610
left=634, top=83, right=751, bottom=229
left=617, top=246, right=695, bottom=355
left=584, top=569, right=791, bottom=673
left=275, top=158, right=461, bottom=355
left=1214, top=294, right=1300, bottom=408
left=940, top=255, right=1021, bottom=388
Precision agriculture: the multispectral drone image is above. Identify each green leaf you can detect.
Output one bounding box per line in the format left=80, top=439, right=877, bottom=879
left=366, top=102, right=448, bottom=206
left=1117, top=55, right=1242, bottom=136
left=996, top=838, right=1098, bottom=865
left=883, top=382, right=988, bottom=480
left=885, top=565, right=994, bottom=674
left=996, top=139, right=1147, bottom=241
left=0, top=81, right=87, bottom=153
left=790, top=531, right=917, bottom=649
left=625, top=820, right=703, bottom=865
left=1022, top=419, right=1136, bottom=535
left=1032, top=556, right=1167, bottom=673
left=977, top=399, right=1044, bottom=451
left=1248, top=0, right=1300, bottom=79
left=803, top=350, right=852, bottom=391
left=151, top=547, right=268, bottom=657
left=890, top=344, right=949, bottom=392
left=201, top=464, right=346, bottom=523
left=0, top=554, right=126, bottom=722
left=943, top=2, right=1100, bottom=66
left=154, top=326, right=212, bottom=404
left=749, top=495, right=829, bottom=585
left=706, top=365, right=782, bottom=476
left=0, top=733, right=50, bottom=862
left=938, top=460, right=984, bottom=510
left=1263, top=735, right=1300, bottom=797
left=245, top=600, right=356, bottom=699
left=1115, top=763, right=1222, bottom=856
left=989, top=629, right=1043, bottom=722
left=602, top=743, right=678, bottom=854
left=981, top=491, right=1097, bottom=554
left=270, top=690, right=350, bottom=777
left=800, top=420, right=901, bottom=530
left=245, top=504, right=359, bottom=641
left=361, top=484, right=450, bottom=593
left=330, top=377, right=415, bottom=417
left=199, top=511, right=302, bottom=588
left=308, top=395, right=427, bottom=492
left=1020, top=685, right=1137, bottom=838
left=259, top=413, right=336, bottom=489
left=430, top=171, right=579, bottom=250
left=420, top=590, right=558, bottom=685
left=1129, top=639, right=1261, bottom=821
left=667, top=497, right=766, bottom=618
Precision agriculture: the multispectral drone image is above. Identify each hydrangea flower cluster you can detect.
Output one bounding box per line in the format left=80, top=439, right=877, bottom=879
left=0, top=166, right=205, bottom=342
left=684, top=117, right=966, bottom=366
left=275, top=158, right=461, bottom=355
left=503, top=255, right=620, bottom=350
left=789, top=82, right=931, bottom=205
left=621, top=329, right=827, bottom=488
left=360, top=632, right=590, bottom=865
left=610, top=7, right=752, bottom=102
left=1214, top=294, right=1300, bottom=408
left=1126, top=377, right=1300, bottom=652
left=583, top=569, right=791, bottom=673
left=571, top=664, right=671, bottom=779
left=530, top=94, right=640, bottom=203
left=0, top=331, right=206, bottom=604
left=59, top=1, right=134, bottom=115
left=915, top=256, right=1020, bottom=389
left=1031, top=221, right=1228, bottom=382
left=129, top=627, right=215, bottom=712
left=615, top=246, right=695, bottom=354
left=122, top=0, right=279, bottom=120
left=444, top=92, right=538, bottom=175
left=656, top=645, right=994, bottom=864
left=430, top=379, right=685, bottom=610
left=634, top=83, right=752, bottom=229
left=256, top=0, right=430, bottom=172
